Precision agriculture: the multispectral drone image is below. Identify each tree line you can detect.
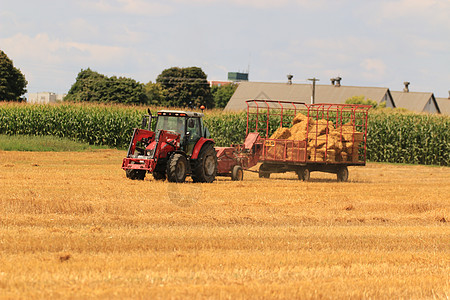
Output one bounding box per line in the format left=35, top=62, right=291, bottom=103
left=65, top=67, right=235, bottom=108
left=0, top=49, right=380, bottom=110
left=0, top=49, right=236, bottom=108
left=0, top=50, right=28, bottom=102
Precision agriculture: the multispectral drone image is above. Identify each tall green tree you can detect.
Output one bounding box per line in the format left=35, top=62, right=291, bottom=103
left=345, top=95, right=382, bottom=108
left=156, top=67, right=213, bottom=108
left=144, top=81, right=166, bottom=106
left=0, top=50, right=28, bottom=101
left=65, top=68, right=148, bottom=105
left=211, top=83, right=237, bottom=108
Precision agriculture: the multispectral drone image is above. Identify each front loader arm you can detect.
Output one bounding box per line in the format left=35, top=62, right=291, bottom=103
left=127, top=128, right=155, bottom=157
left=152, top=130, right=181, bottom=160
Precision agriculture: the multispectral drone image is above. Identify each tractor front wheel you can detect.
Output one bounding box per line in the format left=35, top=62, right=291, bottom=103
left=167, top=153, right=188, bottom=183
left=126, top=169, right=146, bottom=180
left=153, top=171, right=166, bottom=181
left=192, top=144, right=217, bottom=183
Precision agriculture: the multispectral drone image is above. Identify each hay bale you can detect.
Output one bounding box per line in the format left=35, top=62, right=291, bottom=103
left=307, top=132, right=343, bottom=150
left=342, top=141, right=361, bottom=163
left=308, top=146, right=338, bottom=162
left=336, top=120, right=355, bottom=132
left=265, top=142, right=286, bottom=159
left=309, top=119, right=334, bottom=136
left=292, top=113, right=309, bottom=125
left=308, top=151, right=324, bottom=161
left=336, top=120, right=364, bottom=143
left=308, top=135, right=327, bottom=148
left=288, top=121, right=308, bottom=141
left=270, top=127, right=291, bottom=139
left=285, top=143, right=302, bottom=161
left=341, top=132, right=364, bottom=142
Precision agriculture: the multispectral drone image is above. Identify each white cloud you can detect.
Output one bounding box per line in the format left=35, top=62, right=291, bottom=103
left=173, top=0, right=333, bottom=9
left=68, top=19, right=100, bottom=41
left=360, top=58, right=386, bottom=81
left=367, top=0, right=450, bottom=27
left=0, top=33, right=144, bottom=92
left=380, top=0, right=449, bottom=18
left=0, top=33, right=128, bottom=66
left=305, top=36, right=378, bottom=57
left=82, top=0, right=174, bottom=16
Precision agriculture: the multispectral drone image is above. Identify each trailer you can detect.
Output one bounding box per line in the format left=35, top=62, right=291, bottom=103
left=246, top=100, right=371, bottom=181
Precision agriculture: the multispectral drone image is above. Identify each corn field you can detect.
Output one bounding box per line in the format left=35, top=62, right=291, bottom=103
left=0, top=103, right=449, bottom=166
left=367, top=111, right=449, bottom=166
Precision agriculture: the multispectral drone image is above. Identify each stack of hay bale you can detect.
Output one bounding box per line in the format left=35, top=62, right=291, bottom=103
left=268, top=113, right=364, bottom=162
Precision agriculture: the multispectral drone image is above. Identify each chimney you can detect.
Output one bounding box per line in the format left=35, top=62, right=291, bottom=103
left=330, top=78, right=335, bottom=86
left=287, top=74, right=293, bottom=85
left=403, top=82, right=410, bottom=92
left=335, top=77, right=342, bottom=87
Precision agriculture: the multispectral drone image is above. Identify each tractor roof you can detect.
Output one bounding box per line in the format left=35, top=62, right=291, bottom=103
left=157, top=110, right=204, bottom=118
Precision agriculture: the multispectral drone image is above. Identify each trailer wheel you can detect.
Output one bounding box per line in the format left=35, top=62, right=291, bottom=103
left=259, top=164, right=270, bottom=178
left=192, top=143, right=217, bottom=183
left=167, top=153, right=188, bottom=183
left=297, top=168, right=310, bottom=181
left=153, top=171, right=166, bottom=181
left=337, top=166, right=349, bottom=182
left=231, top=165, right=244, bottom=181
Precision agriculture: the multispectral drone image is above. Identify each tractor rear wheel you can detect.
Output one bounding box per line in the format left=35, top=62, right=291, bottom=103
left=192, top=143, right=217, bottom=183
left=166, top=153, right=188, bottom=183
left=231, top=165, right=244, bottom=181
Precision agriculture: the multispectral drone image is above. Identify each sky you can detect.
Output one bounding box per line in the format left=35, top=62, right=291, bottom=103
left=1, top=0, right=449, bottom=98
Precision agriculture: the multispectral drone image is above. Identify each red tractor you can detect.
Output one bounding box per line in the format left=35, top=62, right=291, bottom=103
left=122, top=109, right=218, bottom=183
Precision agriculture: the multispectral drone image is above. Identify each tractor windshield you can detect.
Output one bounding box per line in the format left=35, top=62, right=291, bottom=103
left=155, top=116, right=185, bottom=139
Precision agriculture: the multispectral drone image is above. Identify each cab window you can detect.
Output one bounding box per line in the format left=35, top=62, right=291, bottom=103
left=187, top=118, right=201, bottom=141
left=155, top=116, right=185, bottom=140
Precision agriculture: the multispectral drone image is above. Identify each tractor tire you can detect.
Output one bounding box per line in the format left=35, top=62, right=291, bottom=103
left=126, top=169, right=146, bottom=180
left=231, top=165, right=244, bottom=181
left=192, top=143, right=217, bottom=183
left=166, top=153, right=188, bottom=183
left=258, top=164, right=270, bottom=178
left=337, top=166, right=349, bottom=182
left=153, top=171, right=166, bottom=181
left=297, top=167, right=310, bottom=181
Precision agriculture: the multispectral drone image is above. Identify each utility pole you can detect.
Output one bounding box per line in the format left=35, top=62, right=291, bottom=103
left=308, top=77, right=320, bottom=104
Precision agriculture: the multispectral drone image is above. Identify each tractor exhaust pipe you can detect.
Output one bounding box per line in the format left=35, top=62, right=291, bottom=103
left=141, top=109, right=153, bottom=131
left=147, top=108, right=152, bottom=131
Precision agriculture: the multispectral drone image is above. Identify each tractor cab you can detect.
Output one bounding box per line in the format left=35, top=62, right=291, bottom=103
left=154, top=110, right=210, bottom=154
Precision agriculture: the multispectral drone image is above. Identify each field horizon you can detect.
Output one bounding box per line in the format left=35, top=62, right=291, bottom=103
left=0, top=150, right=449, bottom=299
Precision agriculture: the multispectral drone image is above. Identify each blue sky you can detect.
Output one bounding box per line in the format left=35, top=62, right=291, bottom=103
left=1, top=0, right=449, bottom=98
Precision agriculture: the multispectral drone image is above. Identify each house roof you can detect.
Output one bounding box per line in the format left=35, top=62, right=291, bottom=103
left=225, top=81, right=392, bottom=111
left=390, top=91, right=436, bottom=112
left=436, top=97, right=450, bottom=115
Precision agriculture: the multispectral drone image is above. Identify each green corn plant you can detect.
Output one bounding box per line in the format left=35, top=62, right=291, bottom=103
left=0, top=103, right=448, bottom=166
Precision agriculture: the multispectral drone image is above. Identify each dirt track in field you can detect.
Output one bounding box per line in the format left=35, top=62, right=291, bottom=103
left=0, top=150, right=449, bottom=299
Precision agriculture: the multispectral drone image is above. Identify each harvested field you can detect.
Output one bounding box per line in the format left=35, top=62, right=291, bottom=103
left=0, top=150, right=449, bottom=299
